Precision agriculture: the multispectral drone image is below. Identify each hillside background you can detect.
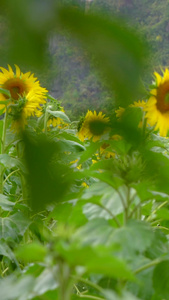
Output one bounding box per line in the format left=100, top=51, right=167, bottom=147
left=3, top=0, right=169, bottom=120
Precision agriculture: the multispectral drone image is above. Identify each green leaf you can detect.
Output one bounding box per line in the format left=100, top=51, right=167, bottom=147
left=102, top=289, right=141, bottom=300
left=5, top=0, right=55, bottom=67
left=74, top=218, right=116, bottom=246
left=89, top=170, right=124, bottom=189
left=111, top=220, right=154, bottom=260
left=0, top=154, right=25, bottom=171
left=156, top=207, right=169, bottom=220
left=47, top=109, right=71, bottom=123
left=0, top=212, right=30, bottom=242
left=0, top=238, right=17, bottom=261
left=82, top=182, right=123, bottom=220
left=0, top=264, right=58, bottom=300
left=0, top=275, right=35, bottom=300
left=153, top=260, right=169, bottom=299
left=23, top=132, right=73, bottom=211
left=15, top=242, right=47, bottom=263
left=56, top=243, right=134, bottom=280
left=0, top=194, right=15, bottom=211
left=58, top=7, right=147, bottom=106
left=49, top=201, right=87, bottom=227
left=142, top=150, right=169, bottom=195
left=57, top=131, right=84, bottom=146
left=24, top=265, right=58, bottom=299
left=57, top=139, right=85, bottom=153
left=0, top=88, right=11, bottom=97
left=79, top=141, right=101, bottom=164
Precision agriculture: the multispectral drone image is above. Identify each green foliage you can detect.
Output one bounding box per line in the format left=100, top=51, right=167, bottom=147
left=0, top=1, right=169, bottom=300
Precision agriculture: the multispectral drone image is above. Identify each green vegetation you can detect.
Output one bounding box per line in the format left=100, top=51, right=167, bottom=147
left=0, top=1, right=169, bottom=300
left=47, top=0, right=169, bottom=117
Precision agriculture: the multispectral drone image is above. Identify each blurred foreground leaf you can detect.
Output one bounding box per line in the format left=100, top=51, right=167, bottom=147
left=23, top=132, right=73, bottom=212
left=4, top=0, right=56, bottom=67
left=57, top=6, right=147, bottom=106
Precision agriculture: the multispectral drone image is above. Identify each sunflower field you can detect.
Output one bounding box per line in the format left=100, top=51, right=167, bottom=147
left=1, top=1, right=169, bottom=300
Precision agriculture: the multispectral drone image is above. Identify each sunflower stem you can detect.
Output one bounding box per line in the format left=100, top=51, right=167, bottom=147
left=58, top=261, right=74, bottom=300
left=0, top=108, right=8, bottom=193
left=44, top=105, right=49, bottom=133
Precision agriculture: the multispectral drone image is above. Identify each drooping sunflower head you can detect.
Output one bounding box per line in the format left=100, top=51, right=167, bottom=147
left=0, top=65, right=47, bottom=112
left=115, top=107, right=125, bottom=120
left=78, top=110, right=110, bottom=142
left=145, top=69, right=169, bottom=136
left=130, top=100, right=147, bottom=109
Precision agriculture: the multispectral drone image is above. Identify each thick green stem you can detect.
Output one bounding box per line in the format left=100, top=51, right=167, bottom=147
left=58, top=261, right=73, bottom=300
left=0, top=109, right=8, bottom=193
left=44, top=107, right=48, bottom=133
left=134, top=258, right=162, bottom=275
left=123, top=187, right=130, bottom=224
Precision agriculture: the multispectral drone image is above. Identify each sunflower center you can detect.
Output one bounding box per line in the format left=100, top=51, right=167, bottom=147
left=89, top=120, right=107, bottom=136
left=3, top=78, right=27, bottom=100
left=156, top=81, right=169, bottom=113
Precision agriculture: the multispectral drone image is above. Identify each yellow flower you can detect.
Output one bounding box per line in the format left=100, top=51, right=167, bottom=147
left=115, top=107, right=125, bottom=119
left=11, top=90, right=47, bottom=131
left=145, top=69, right=169, bottom=136
left=116, top=101, right=146, bottom=120
left=81, top=182, right=89, bottom=188
left=47, top=107, right=66, bottom=129
left=130, top=100, right=146, bottom=109
left=78, top=110, right=110, bottom=142
left=100, top=143, right=115, bottom=158
left=0, top=65, right=47, bottom=114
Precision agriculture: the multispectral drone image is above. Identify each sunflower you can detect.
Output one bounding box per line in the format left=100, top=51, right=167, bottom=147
left=0, top=65, right=47, bottom=115
left=130, top=100, right=146, bottom=109
left=47, top=107, right=67, bottom=129
left=78, top=110, right=110, bottom=142
left=115, top=100, right=146, bottom=120
left=145, top=69, right=169, bottom=136
left=10, top=89, right=48, bottom=131
left=115, top=107, right=125, bottom=119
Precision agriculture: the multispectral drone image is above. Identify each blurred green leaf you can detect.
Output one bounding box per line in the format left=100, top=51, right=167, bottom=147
left=0, top=264, right=58, bottom=300
left=74, top=218, right=116, bottom=246
left=156, top=207, right=169, bottom=220
left=112, top=220, right=154, bottom=260
left=0, top=154, right=24, bottom=171
left=0, top=88, right=11, bottom=97
left=153, top=260, right=169, bottom=299
left=102, top=289, right=141, bottom=300
left=0, top=194, right=15, bottom=211
left=49, top=201, right=87, bottom=227
left=0, top=275, right=35, bottom=300
left=15, top=242, right=47, bottom=263
left=58, top=7, right=147, bottom=106
left=126, top=268, right=154, bottom=300
left=47, top=110, right=71, bottom=123
left=56, top=243, right=134, bottom=280
left=23, top=132, right=73, bottom=211
left=0, top=238, right=17, bottom=261
left=0, top=212, right=30, bottom=242
left=79, top=141, right=101, bottom=164
left=56, top=139, right=85, bottom=153
left=5, top=0, right=56, bottom=67
left=143, top=150, right=169, bottom=194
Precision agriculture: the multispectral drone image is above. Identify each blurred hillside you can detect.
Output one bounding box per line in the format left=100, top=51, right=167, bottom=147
left=2, top=0, right=169, bottom=120
left=48, top=0, right=169, bottom=119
